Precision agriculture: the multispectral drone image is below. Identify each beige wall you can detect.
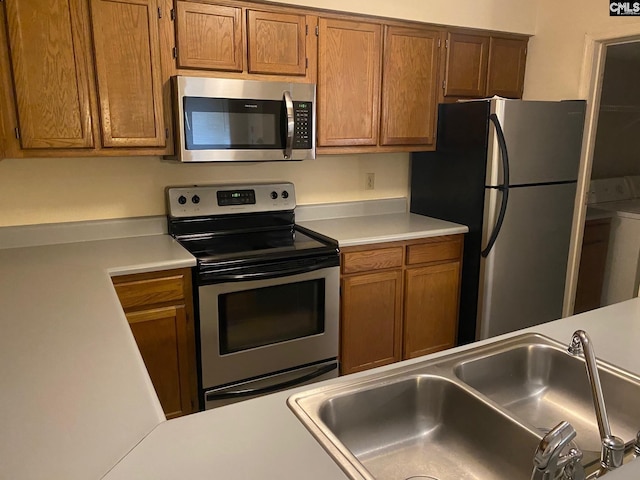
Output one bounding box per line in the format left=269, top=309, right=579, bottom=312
left=0, top=154, right=409, bottom=226
left=524, top=0, right=640, bottom=100
left=275, top=0, right=537, bottom=33
left=0, top=0, right=538, bottom=227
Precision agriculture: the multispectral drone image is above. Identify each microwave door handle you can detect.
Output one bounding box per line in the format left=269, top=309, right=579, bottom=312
left=283, top=91, right=294, bottom=159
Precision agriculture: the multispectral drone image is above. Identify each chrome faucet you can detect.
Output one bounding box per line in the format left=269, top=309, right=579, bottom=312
left=568, top=330, right=625, bottom=471
left=531, top=421, right=585, bottom=480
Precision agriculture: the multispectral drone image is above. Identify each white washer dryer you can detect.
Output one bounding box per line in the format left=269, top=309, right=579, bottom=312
left=588, top=177, right=640, bottom=305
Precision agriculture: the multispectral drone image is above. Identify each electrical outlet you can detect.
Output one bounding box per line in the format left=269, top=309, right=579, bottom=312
left=365, top=173, right=375, bottom=190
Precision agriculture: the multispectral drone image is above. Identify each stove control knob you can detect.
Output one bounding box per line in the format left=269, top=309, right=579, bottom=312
left=270, top=191, right=278, bottom=200
left=178, top=195, right=187, bottom=205
left=281, top=190, right=289, bottom=199
left=192, top=195, right=200, bottom=204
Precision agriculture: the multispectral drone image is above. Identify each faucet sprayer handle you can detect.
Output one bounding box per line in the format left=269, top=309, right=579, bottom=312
left=532, top=422, right=584, bottom=480
left=533, top=421, right=577, bottom=470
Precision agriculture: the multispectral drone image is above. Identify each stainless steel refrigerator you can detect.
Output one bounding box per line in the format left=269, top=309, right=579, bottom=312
left=410, top=98, right=586, bottom=343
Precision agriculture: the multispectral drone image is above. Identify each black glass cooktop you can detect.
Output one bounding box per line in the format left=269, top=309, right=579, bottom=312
left=177, top=226, right=334, bottom=264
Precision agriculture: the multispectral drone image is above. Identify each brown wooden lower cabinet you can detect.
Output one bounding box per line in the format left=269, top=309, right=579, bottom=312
left=340, top=270, right=403, bottom=374
left=404, top=261, right=461, bottom=358
left=574, top=218, right=612, bottom=314
left=112, top=268, right=197, bottom=419
left=340, top=235, right=463, bottom=375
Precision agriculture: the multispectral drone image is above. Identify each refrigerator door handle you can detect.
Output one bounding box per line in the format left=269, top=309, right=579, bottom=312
left=481, top=114, right=511, bottom=258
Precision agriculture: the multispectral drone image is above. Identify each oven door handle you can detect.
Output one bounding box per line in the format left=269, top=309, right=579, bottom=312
left=207, top=259, right=336, bottom=282
left=205, top=362, right=337, bottom=401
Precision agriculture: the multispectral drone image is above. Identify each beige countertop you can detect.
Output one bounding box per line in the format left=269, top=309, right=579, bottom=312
left=103, top=298, right=640, bottom=480
left=4, top=209, right=640, bottom=480
left=0, top=235, right=195, bottom=480
left=299, top=212, right=468, bottom=247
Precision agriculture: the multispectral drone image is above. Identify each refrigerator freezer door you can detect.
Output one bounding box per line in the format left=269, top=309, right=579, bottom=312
left=486, top=100, right=586, bottom=187
left=478, top=182, right=577, bottom=339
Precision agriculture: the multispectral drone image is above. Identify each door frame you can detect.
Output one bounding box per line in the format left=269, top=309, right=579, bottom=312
left=563, top=25, right=640, bottom=316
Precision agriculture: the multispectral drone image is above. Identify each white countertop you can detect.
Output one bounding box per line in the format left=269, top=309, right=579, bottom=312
left=3, top=210, right=640, bottom=480
left=299, top=212, right=468, bottom=247
left=0, top=235, right=195, bottom=480
left=103, top=299, right=640, bottom=480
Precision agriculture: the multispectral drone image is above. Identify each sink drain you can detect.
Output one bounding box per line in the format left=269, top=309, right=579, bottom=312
left=405, top=477, right=439, bottom=480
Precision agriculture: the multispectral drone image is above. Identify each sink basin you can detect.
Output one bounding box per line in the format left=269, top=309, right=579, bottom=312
left=453, top=341, right=640, bottom=461
left=288, top=333, right=640, bottom=480
left=316, top=375, right=539, bottom=480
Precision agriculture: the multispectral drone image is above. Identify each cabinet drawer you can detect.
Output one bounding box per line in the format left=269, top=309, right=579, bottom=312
left=342, top=247, right=403, bottom=274
left=406, top=238, right=462, bottom=265
left=113, top=274, right=185, bottom=310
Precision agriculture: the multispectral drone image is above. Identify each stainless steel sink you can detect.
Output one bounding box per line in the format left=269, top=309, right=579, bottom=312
left=316, top=375, right=539, bottom=480
left=451, top=337, right=640, bottom=463
left=288, top=333, right=640, bottom=480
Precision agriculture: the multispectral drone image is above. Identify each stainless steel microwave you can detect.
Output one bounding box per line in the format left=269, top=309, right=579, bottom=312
left=168, top=76, right=316, bottom=162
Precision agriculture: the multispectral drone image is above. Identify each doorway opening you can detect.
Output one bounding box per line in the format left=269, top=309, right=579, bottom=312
left=566, top=31, right=640, bottom=315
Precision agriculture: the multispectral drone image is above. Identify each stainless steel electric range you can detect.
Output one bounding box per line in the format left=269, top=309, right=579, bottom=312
left=167, top=182, right=340, bottom=409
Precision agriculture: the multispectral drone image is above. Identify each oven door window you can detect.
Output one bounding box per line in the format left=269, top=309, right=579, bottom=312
left=218, top=279, right=325, bottom=354
left=183, top=97, right=284, bottom=150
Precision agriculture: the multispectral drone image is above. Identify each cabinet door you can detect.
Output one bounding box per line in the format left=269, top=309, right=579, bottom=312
left=175, top=2, right=242, bottom=71
left=380, top=26, right=440, bottom=146
left=486, top=36, right=527, bottom=99
left=127, top=305, right=194, bottom=419
left=340, top=271, right=403, bottom=374
left=317, top=18, right=381, bottom=146
left=247, top=10, right=306, bottom=76
left=4, top=0, right=94, bottom=148
left=89, top=0, right=166, bottom=147
left=443, top=32, right=489, bottom=98
left=574, top=219, right=611, bottom=314
left=404, top=261, right=460, bottom=359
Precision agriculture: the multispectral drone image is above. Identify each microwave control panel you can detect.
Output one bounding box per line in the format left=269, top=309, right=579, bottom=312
left=293, top=102, right=313, bottom=149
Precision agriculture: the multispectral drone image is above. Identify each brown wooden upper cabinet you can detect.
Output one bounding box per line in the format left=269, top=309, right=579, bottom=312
left=90, top=0, right=167, bottom=148
left=380, top=26, right=440, bottom=146
left=1, top=0, right=530, bottom=156
left=443, top=32, right=489, bottom=98
left=317, top=20, right=442, bottom=151
left=1, top=0, right=168, bottom=152
left=3, top=0, right=95, bottom=149
left=175, top=2, right=243, bottom=71
left=247, top=10, right=307, bottom=76
left=317, top=18, right=381, bottom=147
left=443, top=31, right=528, bottom=100
left=486, top=36, right=527, bottom=98
left=174, top=4, right=309, bottom=77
